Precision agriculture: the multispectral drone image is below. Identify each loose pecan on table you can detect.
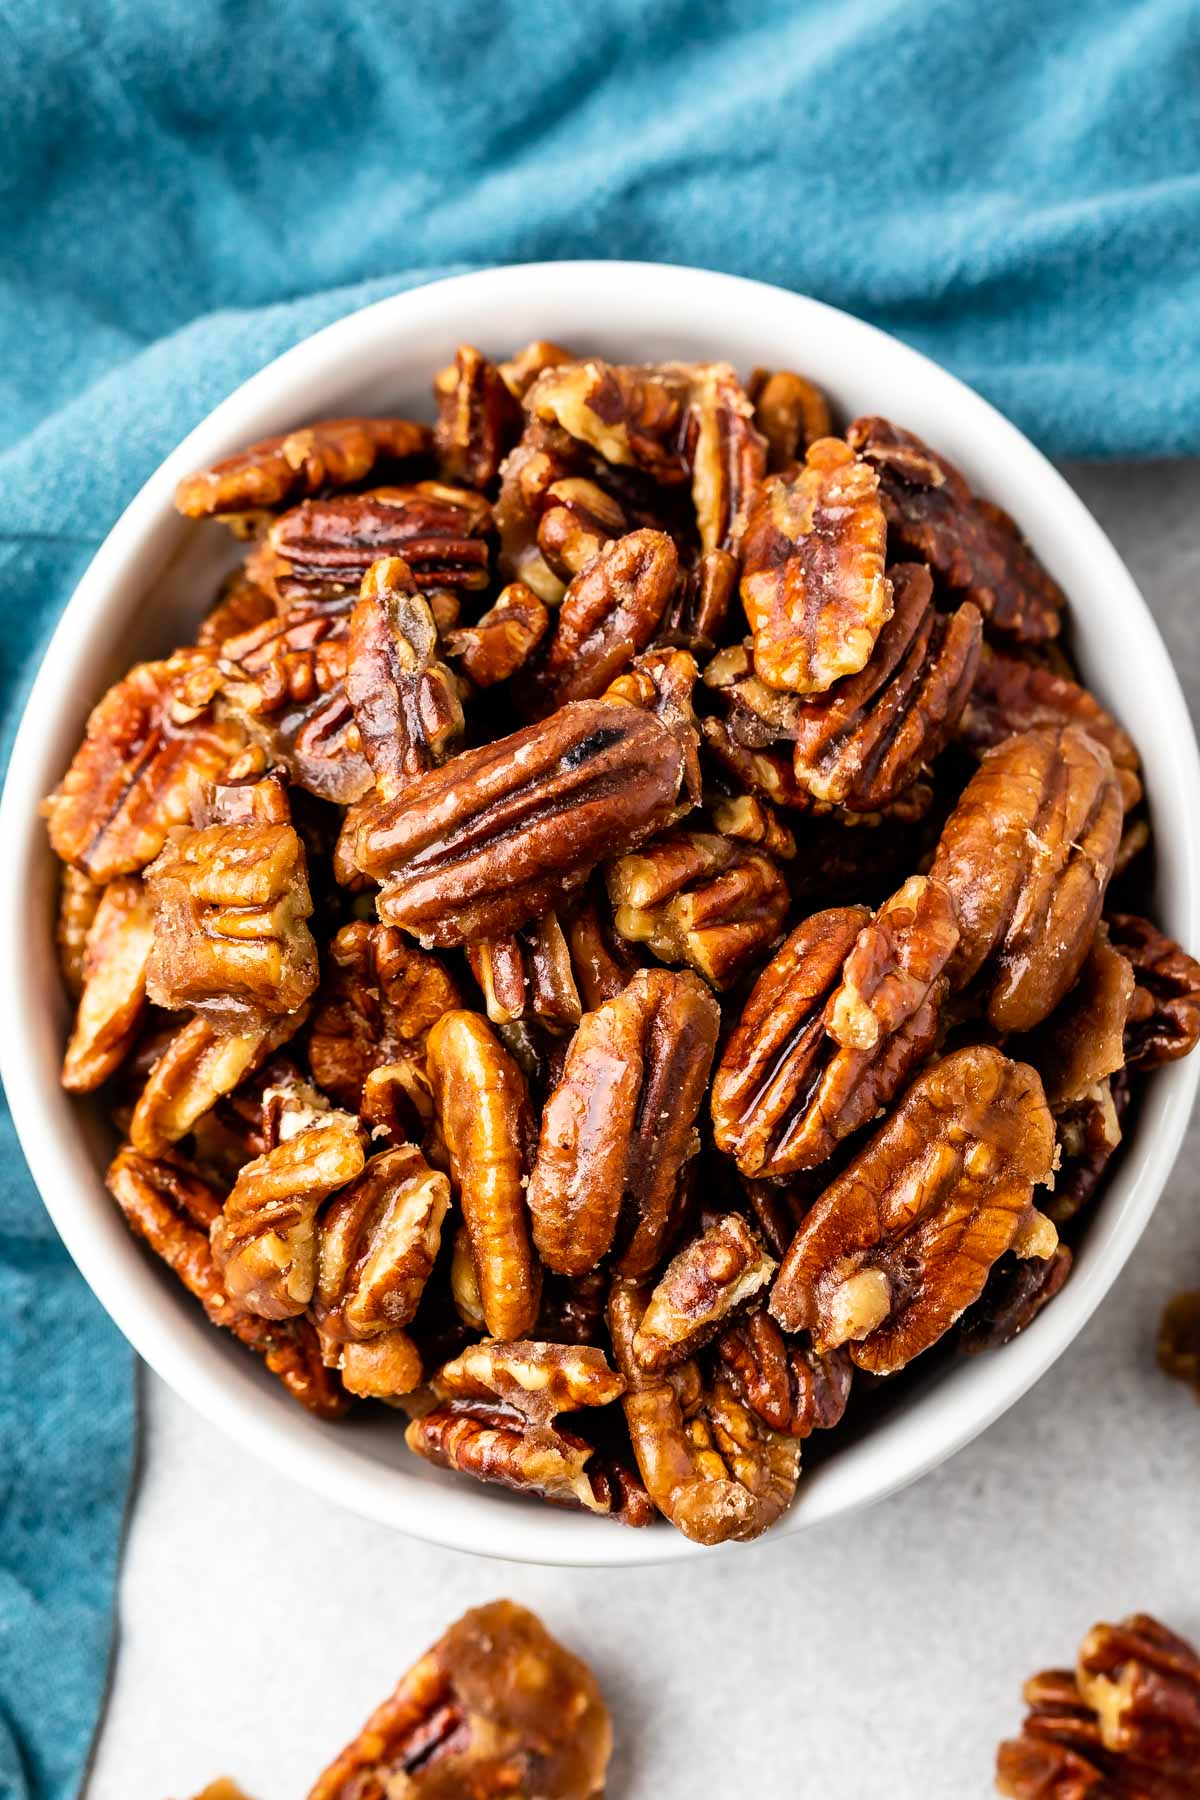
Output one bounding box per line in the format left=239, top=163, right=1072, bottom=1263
left=1158, top=1291, right=1200, bottom=1401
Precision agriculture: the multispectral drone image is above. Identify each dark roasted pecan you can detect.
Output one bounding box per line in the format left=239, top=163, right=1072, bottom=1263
left=345, top=557, right=464, bottom=798
left=770, top=1045, right=1057, bottom=1372
left=106, top=1146, right=348, bottom=1417
left=195, top=570, right=277, bottom=650
left=1048, top=1071, right=1129, bottom=1228
left=606, top=828, right=789, bottom=988
left=788, top=563, right=982, bottom=809
left=931, top=726, right=1123, bottom=1032
left=747, top=366, right=834, bottom=469
left=1108, top=913, right=1200, bottom=1069
left=313, top=1143, right=449, bottom=1343
left=847, top=415, right=1065, bottom=642
left=308, top=1599, right=611, bottom=1800
left=442, top=581, right=550, bottom=688
left=715, top=1310, right=853, bottom=1437
left=174, top=418, right=430, bottom=519
left=959, top=1245, right=1073, bottom=1353
left=353, top=700, right=688, bottom=946
left=307, top=919, right=461, bottom=1111
left=1158, top=1290, right=1200, bottom=1400
left=1017, top=927, right=1134, bottom=1109
left=433, top=344, right=523, bottom=489
left=527, top=968, right=720, bottom=1278
left=128, top=1008, right=307, bottom=1155
left=426, top=1011, right=541, bottom=1339
left=631, top=1213, right=776, bottom=1372
left=609, top=1280, right=799, bottom=1544
left=466, top=912, right=582, bottom=1034
left=739, top=438, right=893, bottom=694
left=61, top=876, right=154, bottom=1093
left=56, top=866, right=102, bottom=999
left=711, top=877, right=958, bottom=1177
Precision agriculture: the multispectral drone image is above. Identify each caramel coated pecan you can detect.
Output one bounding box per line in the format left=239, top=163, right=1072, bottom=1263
left=606, top=829, right=789, bottom=988
left=426, top=1011, right=541, bottom=1339
left=602, top=646, right=702, bottom=810
left=314, top=1143, right=449, bottom=1342
left=609, top=1281, right=799, bottom=1544
left=770, top=1046, right=1056, bottom=1373
left=433, top=344, right=523, bottom=489
left=61, top=876, right=154, bottom=1092
left=308, top=920, right=461, bottom=1111
left=527, top=968, right=720, bottom=1278
left=715, top=1310, right=853, bottom=1438
left=711, top=877, right=958, bottom=1178
left=56, top=866, right=102, bottom=999
left=106, top=1147, right=347, bottom=1417
left=1108, top=913, right=1200, bottom=1069
left=847, top=415, right=1065, bottom=642
left=563, top=882, right=642, bottom=1012
left=931, top=726, right=1123, bottom=1032
left=788, top=563, right=982, bottom=810
left=537, top=476, right=630, bottom=583
left=345, top=557, right=464, bottom=798
left=353, top=700, right=688, bottom=946
left=307, top=1599, right=611, bottom=1800
left=174, top=417, right=430, bottom=519
left=959, top=1245, right=1073, bottom=1354
left=747, top=366, right=834, bottom=469
left=442, top=581, right=550, bottom=688
left=195, top=570, right=276, bottom=651
left=1158, top=1290, right=1200, bottom=1400
left=660, top=546, right=738, bottom=655
left=466, top=912, right=582, bottom=1034
left=128, top=1008, right=306, bottom=1155
left=1017, top=927, right=1134, bottom=1109
left=739, top=438, right=893, bottom=694
left=709, top=792, right=797, bottom=860
left=631, top=1214, right=776, bottom=1372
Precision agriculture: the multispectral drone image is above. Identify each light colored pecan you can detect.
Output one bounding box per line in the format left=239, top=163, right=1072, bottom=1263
left=711, top=877, right=958, bottom=1178
left=1107, top=913, right=1200, bottom=1069
left=56, top=866, right=103, bottom=999
left=770, top=1046, right=1057, bottom=1373
left=330, top=1330, right=424, bottom=1401
left=931, top=725, right=1123, bottom=1032
left=715, top=1310, right=853, bottom=1437
left=426, top=1011, right=541, bottom=1339
left=307, top=919, right=461, bottom=1111
left=709, top=793, right=797, bottom=860
left=174, top=418, right=430, bottom=519
left=61, top=876, right=154, bottom=1093
left=430, top=1337, right=624, bottom=1423
left=442, top=581, right=550, bottom=687
left=847, top=415, right=1065, bottom=642
left=608, top=1280, right=799, bottom=1544
left=632, top=1214, right=776, bottom=1372
left=433, top=344, right=523, bottom=488
left=747, top=366, right=834, bottom=469
left=499, top=340, right=576, bottom=397
left=353, top=699, right=688, bottom=946
left=660, top=546, right=738, bottom=655
left=307, top=1599, right=611, bottom=1800
left=128, top=1008, right=307, bottom=1155
left=788, top=563, right=982, bottom=809
left=466, top=912, right=582, bottom=1034
left=1017, top=926, right=1134, bottom=1109
left=449, top=1222, right=486, bottom=1329
left=740, top=438, right=893, bottom=694
left=44, top=652, right=245, bottom=881
left=683, top=360, right=769, bottom=554
left=1158, top=1290, right=1200, bottom=1399
left=106, top=1146, right=348, bottom=1417
left=345, top=556, right=464, bottom=798
left=195, top=570, right=276, bottom=650
left=959, top=1244, right=1073, bottom=1353
left=313, top=1142, right=449, bottom=1341
left=606, top=828, right=789, bottom=988
left=527, top=968, right=720, bottom=1279
left=536, top=476, right=629, bottom=582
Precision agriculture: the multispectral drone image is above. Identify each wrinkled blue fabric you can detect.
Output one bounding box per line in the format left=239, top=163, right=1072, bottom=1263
left=1, top=1, right=1197, bottom=1793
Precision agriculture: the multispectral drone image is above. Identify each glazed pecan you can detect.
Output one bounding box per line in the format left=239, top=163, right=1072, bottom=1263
left=44, top=653, right=245, bottom=881
left=602, top=645, right=702, bottom=810
left=313, top=1143, right=449, bottom=1342
left=536, top=476, right=630, bottom=583
left=345, top=557, right=464, bottom=798
left=174, top=417, right=430, bottom=519
left=709, top=792, right=797, bottom=860
left=788, top=563, right=982, bottom=810
left=442, top=581, right=550, bottom=688
left=1018, top=927, right=1134, bottom=1109
left=195, top=570, right=276, bottom=651
left=527, top=968, right=720, bottom=1278
left=715, top=1310, right=853, bottom=1438
left=307, top=1599, right=611, bottom=1800
left=56, top=866, right=102, bottom=999
left=932, top=726, right=1123, bottom=1032
left=606, top=828, right=789, bottom=988
left=660, top=546, right=738, bottom=655
left=128, top=1008, right=307, bottom=1155
left=631, top=1213, right=776, bottom=1372
left=959, top=1244, right=1073, bottom=1354
left=1108, top=913, right=1200, bottom=1069
left=250, top=483, right=492, bottom=606
left=499, top=339, right=576, bottom=398
left=106, top=1146, right=347, bottom=1417
left=683, top=360, right=769, bottom=555
left=847, top=415, right=1065, bottom=642
left=433, top=344, right=523, bottom=489
left=307, top=919, right=461, bottom=1111
left=426, top=1011, right=541, bottom=1339
left=61, top=876, right=154, bottom=1092
left=739, top=438, right=893, bottom=694
left=1158, top=1290, right=1200, bottom=1400
left=563, top=882, right=642, bottom=1012
left=770, top=1045, right=1057, bottom=1373
left=609, top=1280, right=799, bottom=1544
left=353, top=700, right=689, bottom=946
left=466, top=912, right=582, bottom=1034
left=747, top=366, right=834, bottom=469
left=711, top=877, right=958, bottom=1178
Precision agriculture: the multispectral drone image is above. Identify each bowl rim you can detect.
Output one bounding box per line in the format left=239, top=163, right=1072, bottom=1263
left=3, top=259, right=1198, bottom=1567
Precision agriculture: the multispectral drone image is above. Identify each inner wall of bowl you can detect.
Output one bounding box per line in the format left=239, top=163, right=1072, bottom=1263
left=12, top=265, right=1199, bottom=1563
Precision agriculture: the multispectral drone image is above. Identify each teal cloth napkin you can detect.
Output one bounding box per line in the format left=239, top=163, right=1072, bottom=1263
left=2, top=2, right=1198, bottom=1794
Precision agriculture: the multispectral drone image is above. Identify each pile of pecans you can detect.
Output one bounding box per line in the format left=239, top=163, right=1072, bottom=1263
left=44, top=340, right=1200, bottom=1544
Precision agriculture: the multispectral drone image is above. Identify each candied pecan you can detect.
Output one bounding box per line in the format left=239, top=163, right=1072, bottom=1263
left=1017, top=927, right=1135, bottom=1108
left=1107, top=913, right=1200, bottom=1069
left=308, top=920, right=461, bottom=1111
left=537, top=476, right=629, bottom=582
left=711, top=877, right=958, bottom=1178
left=195, top=570, right=276, bottom=650
left=683, top=360, right=768, bottom=554
left=660, top=546, right=738, bottom=655
left=106, top=1146, right=347, bottom=1417
left=959, top=1245, right=1073, bottom=1353
left=331, top=1330, right=423, bottom=1401
left=432, top=344, right=523, bottom=488
left=739, top=438, right=893, bottom=694
left=709, top=793, right=796, bottom=860
left=747, top=366, right=834, bottom=468
left=313, top=1143, right=449, bottom=1341
left=174, top=418, right=430, bottom=519
left=527, top=968, right=720, bottom=1278
left=426, top=1011, right=541, bottom=1339
left=608, top=1280, right=799, bottom=1544
left=467, top=912, right=582, bottom=1034
left=353, top=700, right=689, bottom=946
left=631, top=1213, right=776, bottom=1372
left=499, top=339, right=576, bottom=397
left=931, top=726, right=1123, bottom=1032
left=603, top=646, right=702, bottom=810
left=442, top=581, right=550, bottom=688
left=702, top=639, right=805, bottom=749
left=128, top=1008, right=306, bottom=1155
left=770, top=1045, right=1057, bottom=1373
left=788, top=564, right=982, bottom=810
left=1048, top=1071, right=1129, bottom=1228
left=1158, top=1290, right=1200, bottom=1399
left=250, top=483, right=492, bottom=606
left=307, top=1599, right=611, bottom=1800
left=715, top=1309, right=853, bottom=1438
left=700, top=714, right=812, bottom=809
left=56, top=866, right=102, bottom=999
left=847, top=415, right=1065, bottom=642
left=61, top=876, right=154, bottom=1092
left=345, top=557, right=464, bottom=798
left=563, top=882, right=641, bottom=1011
left=210, top=1102, right=365, bottom=1319
left=44, top=652, right=245, bottom=881
left=606, top=828, right=789, bottom=988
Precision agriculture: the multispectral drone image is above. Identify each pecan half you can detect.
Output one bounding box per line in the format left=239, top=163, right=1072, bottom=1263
left=527, top=968, right=720, bottom=1278
left=931, top=725, right=1122, bottom=1032
left=128, top=1008, right=307, bottom=1155
left=660, top=546, right=738, bottom=655
left=631, top=1213, right=776, bottom=1372
left=353, top=700, right=688, bottom=946
left=715, top=1310, right=853, bottom=1437
left=959, top=1244, right=1073, bottom=1353
left=1158, top=1290, right=1200, bottom=1400
left=313, top=1143, right=449, bottom=1342
left=537, top=476, right=630, bottom=583
left=345, top=556, right=464, bottom=798
left=433, top=344, right=523, bottom=489
left=56, top=866, right=102, bottom=999
left=770, top=1045, right=1057, bottom=1373
left=711, top=877, right=958, bottom=1178
left=307, top=1599, right=611, bottom=1800
left=1108, top=913, right=1200, bottom=1069
left=442, top=581, right=550, bottom=688
left=174, top=418, right=430, bottom=519
left=426, top=1011, right=541, bottom=1339
left=307, top=920, right=461, bottom=1111
left=466, top=912, right=582, bottom=1034
left=61, top=876, right=155, bottom=1092
left=739, top=438, right=893, bottom=694
left=747, top=367, right=834, bottom=469
left=1017, top=927, right=1134, bottom=1109
left=847, top=415, right=1065, bottom=642
left=606, top=829, right=789, bottom=989
left=709, top=793, right=797, bottom=860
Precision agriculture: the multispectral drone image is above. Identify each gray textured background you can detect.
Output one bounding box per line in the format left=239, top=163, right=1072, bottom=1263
left=86, top=463, right=1200, bottom=1800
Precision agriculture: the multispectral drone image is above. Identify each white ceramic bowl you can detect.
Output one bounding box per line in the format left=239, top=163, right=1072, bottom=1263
left=3, top=263, right=1197, bottom=1566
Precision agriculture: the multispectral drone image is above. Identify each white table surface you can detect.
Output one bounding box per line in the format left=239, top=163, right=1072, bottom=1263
left=85, top=462, right=1200, bottom=1800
